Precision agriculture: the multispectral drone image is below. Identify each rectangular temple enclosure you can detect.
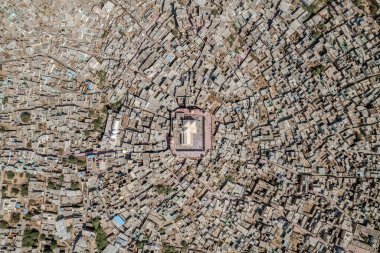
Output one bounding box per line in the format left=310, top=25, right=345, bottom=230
left=175, top=114, right=204, bottom=151
left=170, top=108, right=212, bottom=159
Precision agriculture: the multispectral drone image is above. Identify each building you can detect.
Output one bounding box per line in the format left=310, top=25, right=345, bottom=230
left=170, top=108, right=212, bottom=159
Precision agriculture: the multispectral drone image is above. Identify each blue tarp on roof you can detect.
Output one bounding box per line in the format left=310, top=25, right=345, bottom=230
left=165, top=54, right=175, bottom=63
left=113, top=215, right=125, bottom=226
left=67, top=70, right=77, bottom=79
left=87, top=154, right=95, bottom=159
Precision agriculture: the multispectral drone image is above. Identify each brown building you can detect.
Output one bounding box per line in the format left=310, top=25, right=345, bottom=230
left=170, top=108, right=212, bottom=159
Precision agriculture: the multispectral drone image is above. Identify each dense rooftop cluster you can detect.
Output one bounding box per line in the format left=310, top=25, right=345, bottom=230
left=0, top=0, right=380, bottom=252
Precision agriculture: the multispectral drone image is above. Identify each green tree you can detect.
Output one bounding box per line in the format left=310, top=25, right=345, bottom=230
left=93, top=117, right=103, bottom=130
left=43, top=245, right=53, bottom=253
left=306, top=3, right=318, bottom=14
left=6, top=171, right=15, bottom=179
left=181, top=240, right=189, bottom=250
left=51, top=240, right=57, bottom=249
left=353, top=0, right=363, bottom=7
left=226, top=174, right=235, bottom=182
left=369, top=4, right=378, bottom=14
left=39, top=233, right=46, bottom=240
left=84, top=130, right=91, bottom=138
left=2, top=97, right=8, bottom=104
left=11, top=187, right=19, bottom=195
left=10, top=212, right=21, bottom=223
left=97, top=70, right=107, bottom=83
left=88, top=109, right=95, bottom=117
left=211, top=8, right=219, bottom=16
left=227, top=34, right=235, bottom=46
left=311, top=64, right=326, bottom=76
left=92, top=218, right=108, bottom=251
left=20, top=112, right=31, bottom=123
left=109, top=100, right=123, bottom=112
left=70, top=182, right=81, bottom=190
left=155, top=185, right=173, bottom=195
left=22, top=229, right=40, bottom=248
left=21, top=184, right=29, bottom=196
left=136, top=240, right=147, bottom=248
left=317, top=23, right=326, bottom=31
left=57, top=148, right=64, bottom=156
left=48, top=181, right=60, bottom=190
left=0, top=220, right=9, bottom=228
left=67, top=155, right=86, bottom=167
left=163, top=245, right=178, bottom=253
left=24, top=212, right=33, bottom=220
